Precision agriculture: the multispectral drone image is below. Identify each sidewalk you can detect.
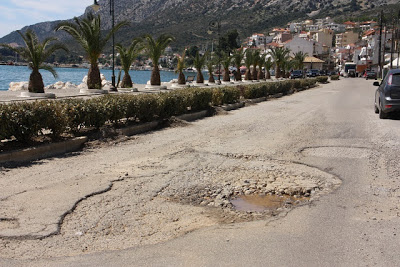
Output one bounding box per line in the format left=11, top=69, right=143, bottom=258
left=0, top=79, right=281, bottom=102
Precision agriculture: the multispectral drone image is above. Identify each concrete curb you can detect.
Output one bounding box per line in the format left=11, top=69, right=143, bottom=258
left=118, top=121, right=160, bottom=136
left=221, top=102, right=245, bottom=111
left=176, top=110, right=209, bottom=122
left=268, top=93, right=284, bottom=99
left=0, top=136, right=88, bottom=164
left=245, top=97, right=267, bottom=104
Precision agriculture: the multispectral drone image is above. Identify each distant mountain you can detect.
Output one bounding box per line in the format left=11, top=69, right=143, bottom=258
left=0, top=0, right=399, bottom=52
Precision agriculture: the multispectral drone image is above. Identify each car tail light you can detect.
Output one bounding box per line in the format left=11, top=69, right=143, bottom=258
left=388, top=75, right=393, bottom=85
left=385, top=105, right=392, bottom=108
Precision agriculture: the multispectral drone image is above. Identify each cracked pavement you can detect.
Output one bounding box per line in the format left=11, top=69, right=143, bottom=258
left=1, top=78, right=400, bottom=266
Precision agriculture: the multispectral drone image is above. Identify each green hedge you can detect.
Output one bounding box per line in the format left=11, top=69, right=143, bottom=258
left=331, top=75, right=340, bottom=80
left=316, top=76, right=329, bottom=83
left=0, top=79, right=316, bottom=143
left=241, top=78, right=317, bottom=99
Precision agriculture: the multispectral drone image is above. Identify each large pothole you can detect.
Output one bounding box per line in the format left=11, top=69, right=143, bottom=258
left=156, top=150, right=341, bottom=220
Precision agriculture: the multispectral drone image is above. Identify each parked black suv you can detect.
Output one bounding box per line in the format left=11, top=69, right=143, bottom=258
left=374, top=69, right=400, bottom=119
left=290, top=70, right=303, bottom=79
left=307, top=69, right=319, bottom=77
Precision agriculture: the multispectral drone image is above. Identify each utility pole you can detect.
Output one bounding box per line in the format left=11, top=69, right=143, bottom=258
left=378, top=10, right=383, bottom=78
left=397, top=10, right=400, bottom=68
left=110, top=0, right=116, bottom=90
left=390, top=13, right=395, bottom=69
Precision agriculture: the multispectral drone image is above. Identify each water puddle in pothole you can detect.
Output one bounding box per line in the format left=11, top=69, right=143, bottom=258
left=230, top=195, right=309, bottom=212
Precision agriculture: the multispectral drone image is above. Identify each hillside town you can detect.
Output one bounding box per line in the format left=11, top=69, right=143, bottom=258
left=1, top=16, right=399, bottom=81
left=242, top=16, right=399, bottom=77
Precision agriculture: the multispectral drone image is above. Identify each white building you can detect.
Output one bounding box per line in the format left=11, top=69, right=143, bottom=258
left=325, top=23, right=346, bottom=32
left=284, top=35, right=323, bottom=56
left=248, top=33, right=269, bottom=47
left=305, top=24, right=320, bottom=32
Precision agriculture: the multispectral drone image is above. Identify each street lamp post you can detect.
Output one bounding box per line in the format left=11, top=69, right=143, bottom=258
left=208, top=19, right=221, bottom=83
left=92, top=0, right=117, bottom=91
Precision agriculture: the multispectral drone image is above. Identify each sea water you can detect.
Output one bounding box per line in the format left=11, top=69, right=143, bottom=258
left=0, top=65, right=208, bottom=91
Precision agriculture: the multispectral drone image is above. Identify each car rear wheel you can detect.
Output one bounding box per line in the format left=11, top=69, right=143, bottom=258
left=378, top=99, right=388, bottom=119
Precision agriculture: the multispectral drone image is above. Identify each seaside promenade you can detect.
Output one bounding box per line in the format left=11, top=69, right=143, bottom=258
left=0, top=79, right=278, bottom=103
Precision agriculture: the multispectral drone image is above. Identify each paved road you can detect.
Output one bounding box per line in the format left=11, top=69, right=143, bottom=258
left=1, top=78, right=400, bottom=266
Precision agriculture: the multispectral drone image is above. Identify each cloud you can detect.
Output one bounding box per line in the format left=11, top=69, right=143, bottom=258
left=0, top=22, right=25, bottom=38
left=0, top=1, right=92, bottom=37
left=10, top=0, right=91, bottom=16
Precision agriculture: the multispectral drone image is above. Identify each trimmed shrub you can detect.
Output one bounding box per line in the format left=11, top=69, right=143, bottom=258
left=220, top=87, right=241, bottom=104
left=159, top=91, right=190, bottom=118
left=134, top=94, right=161, bottom=122
left=3, top=102, right=43, bottom=143
left=316, top=76, right=329, bottom=83
left=0, top=79, right=317, bottom=143
left=188, top=88, right=214, bottom=111
left=242, top=84, right=265, bottom=99
left=331, top=75, right=340, bottom=80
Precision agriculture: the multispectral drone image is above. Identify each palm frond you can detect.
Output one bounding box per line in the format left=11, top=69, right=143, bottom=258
left=143, top=34, right=175, bottom=66
left=175, top=50, right=186, bottom=73
left=40, top=65, right=58, bottom=78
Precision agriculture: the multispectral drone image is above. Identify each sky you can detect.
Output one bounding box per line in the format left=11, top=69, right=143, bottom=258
left=0, top=0, right=95, bottom=38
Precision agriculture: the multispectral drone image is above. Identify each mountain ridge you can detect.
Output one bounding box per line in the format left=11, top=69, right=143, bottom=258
left=0, top=0, right=398, bottom=52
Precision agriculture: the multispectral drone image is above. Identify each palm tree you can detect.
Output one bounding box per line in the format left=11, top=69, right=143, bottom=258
left=55, top=13, right=128, bottom=89
left=252, top=49, right=261, bottom=80
left=232, top=48, right=245, bottom=81
left=244, top=49, right=253, bottom=80
left=192, top=51, right=207, bottom=83
left=206, top=57, right=216, bottom=83
left=269, top=47, right=290, bottom=78
left=263, top=57, right=274, bottom=79
left=292, top=51, right=308, bottom=72
left=221, top=52, right=233, bottom=82
left=283, top=59, right=294, bottom=78
left=0, top=30, right=67, bottom=93
left=143, top=34, right=175, bottom=86
left=115, top=38, right=143, bottom=88
left=175, top=50, right=186, bottom=85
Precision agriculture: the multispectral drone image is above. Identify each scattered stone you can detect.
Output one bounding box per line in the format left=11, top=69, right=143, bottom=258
left=9, top=81, right=28, bottom=91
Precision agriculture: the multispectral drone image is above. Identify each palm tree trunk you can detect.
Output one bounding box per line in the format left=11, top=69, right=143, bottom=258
left=88, top=64, right=102, bottom=89
left=151, top=65, right=161, bottom=86
left=178, top=71, right=186, bottom=85
left=276, top=66, right=281, bottom=79
left=252, top=66, right=258, bottom=80
left=28, top=69, right=45, bottom=93
left=266, top=70, right=271, bottom=79
left=197, top=70, right=204, bottom=83
left=257, top=68, right=264, bottom=80
left=121, top=73, right=133, bottom=88
left=235, top=69, right=242, bottom=81
left=245, top=69, right=251, bottom=80
left=208, top=71, right=215, bottom=83
left=223, top=68, right=230, bottom=82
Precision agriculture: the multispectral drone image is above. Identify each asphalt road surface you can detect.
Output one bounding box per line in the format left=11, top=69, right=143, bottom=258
left=1, top=78, right=399, bottom=266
